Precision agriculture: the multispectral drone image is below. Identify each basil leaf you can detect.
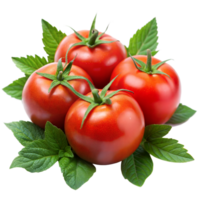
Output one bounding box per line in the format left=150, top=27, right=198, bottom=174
left=166, top=102, right=199, bottom=124
left=9, top=121, right=72, bottom=172
left=119, top=145, right=155, bottom=188
left=2, top=75, right=29, bottom=101
left=11, top=54, right=48, bottom=75
left=128, top=17, right=159, bottom=56
left=57, top=156, right=98, bottom=191
left=143, top=124, right=194, bottom=163
left=40, top=18, right=67, bottom=63
left=8, top=140, right=59, bottom=174
left=3, top=120, right=44, bottom=146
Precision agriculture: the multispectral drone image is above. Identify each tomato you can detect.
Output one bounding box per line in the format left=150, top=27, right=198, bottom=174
left=64, top=90, right=145, bottom=165
left=110, top=53, right=181, bottom=125
left=22, top=62, right=93, bottom=130
left=54, top=30, right=127, bottom=89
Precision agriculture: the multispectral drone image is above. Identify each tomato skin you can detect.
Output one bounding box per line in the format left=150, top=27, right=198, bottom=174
left=22, top=63, right=93, bottom=130
left=54, top=30, right=127, bottom=89
left=110, top=55, right=181, bottom=125
left=64, top=91, right=145, bottom=165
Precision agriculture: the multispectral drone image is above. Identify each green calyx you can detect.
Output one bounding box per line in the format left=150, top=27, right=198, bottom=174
left=36, top=56, right=132, bottom=129
left=130, top=49, right=171, bottom=77
left=70, top=75, right=133, bottom=129
left=36, top=56, right=94, bottom=94
left=66, top=14, right=117, bottom=62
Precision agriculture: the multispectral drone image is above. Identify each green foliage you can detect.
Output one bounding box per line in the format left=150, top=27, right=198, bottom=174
left=42, top=19, right=66, bottom=63
left=121, top=145, right=153, bottom=186
left=129, top=18, right=158, bottom=56
left=12, top=55, right=48, bottom=75
left=143, top=124, right=194, bottom=163
left=9, top=122, right=71, bottom=172
left=3, top=76, right=28, bottom=100
left=5, top=121, right=44, bottom=146
left=166, top=104, right=196, bottom=124
left=4, top=16, right=196, bottom=189
left=59, top=156, right=96, bottom=190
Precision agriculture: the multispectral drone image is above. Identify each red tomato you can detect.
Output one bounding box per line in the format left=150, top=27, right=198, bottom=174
left=64, top=90, right=145, bottom=165
left=110, top=55, right=181, bottom=125
left=54, top=30, right=127, bottom=89
left=22, top=62, right=93, bottom=130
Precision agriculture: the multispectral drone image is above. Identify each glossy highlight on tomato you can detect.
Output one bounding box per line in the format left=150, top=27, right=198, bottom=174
left=22, top=62, right=93, bottom=130
left=110, top=55, right=181, bottom=125
left=54, top=30, right=127, bottom=89
left=64, top=90, right=145, bottom=165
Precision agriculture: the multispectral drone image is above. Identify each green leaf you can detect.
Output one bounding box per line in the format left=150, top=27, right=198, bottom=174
left=151, top=50, right=159, bottom=56
left=143, top=138, right=194, bottom=162
left=129, top=18, right=158, bottom=55
left=3, top=76, right=28, bottom=100
left=166, top=104, right=196, bottom=124
left=9, top=121, right=70, bottom=172
left=12, top=55, right=48, bottom=75
left=42, top=19, right=66, bottom=63
left=10, top=140, right=59, bottom=172
left=64, top=146, right=74, bottom=158
left=59, top=156, right=96, bottom=190
left=5, top=121, right=44, bottom=146
left=44, top=121, right=68, bottom=151
left=144, top=124, right=172, bottom=140
left=121, top=145, right=153, bottom=187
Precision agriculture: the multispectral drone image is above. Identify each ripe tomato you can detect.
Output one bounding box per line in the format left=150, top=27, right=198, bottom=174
left=110, top=54, right=181, bottom=125
left=22, top=62, right=93, bottom=130
left=64, top=90, right=145, bottom=165
left=54, top=30, right=127, bottom=89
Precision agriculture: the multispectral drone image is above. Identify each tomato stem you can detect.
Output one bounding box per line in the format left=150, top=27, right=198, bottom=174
left=88, top=29, right=99, bottom=46
left=57, top=71, right=63, bottom=81
left=146, top=49, right=152, bottom=72
left=92, top=89, right=102, bottom=104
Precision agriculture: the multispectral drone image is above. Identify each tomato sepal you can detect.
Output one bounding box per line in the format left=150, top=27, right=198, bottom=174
left=65, top=15, right=117, bottom=62
left=61, top=80, right=93, bottom=103
left=129, top=50, right=171, bottom=78
left=65, top=75, right=134, bottom=128
left=68, top=26, right=86, bottom=40
left=81, top=103, right=99, bottom=128
left=62, top=55, right=77, bottom=76
left=48, top=80, right=60, bottom=93
left=35, top=57, right=94, bottom=95
left=36, top=72, right=56, bottom=80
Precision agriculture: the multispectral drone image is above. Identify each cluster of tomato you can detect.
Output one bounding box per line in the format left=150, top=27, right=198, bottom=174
left=22, top=23, right=181, bottom=165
